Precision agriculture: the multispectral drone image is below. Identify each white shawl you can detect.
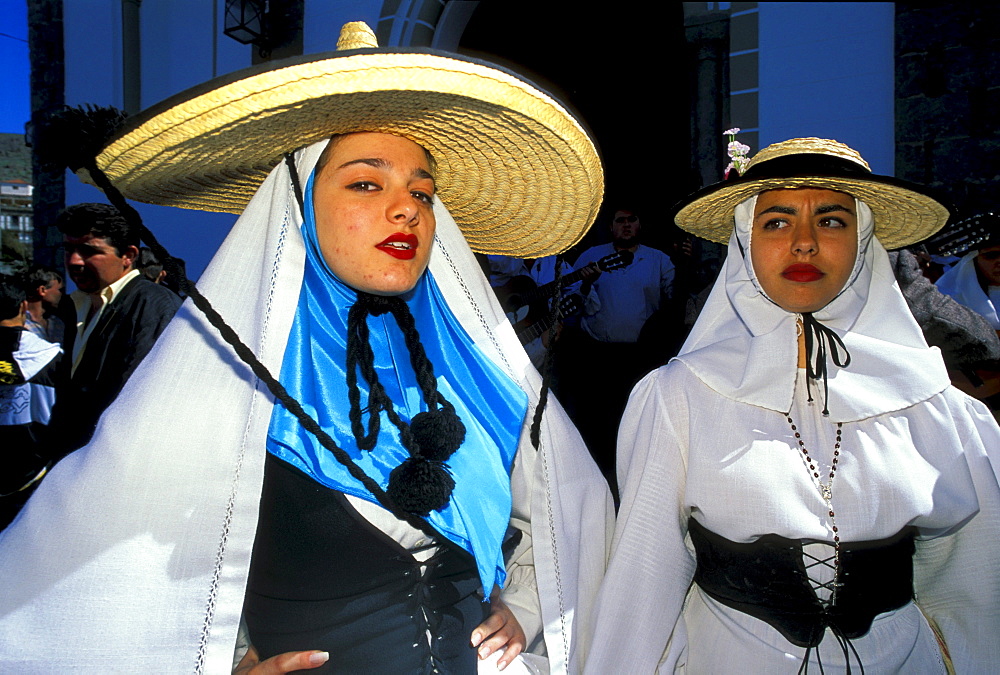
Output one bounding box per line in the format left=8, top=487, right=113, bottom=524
left=0, top=142, right=613, bottom=673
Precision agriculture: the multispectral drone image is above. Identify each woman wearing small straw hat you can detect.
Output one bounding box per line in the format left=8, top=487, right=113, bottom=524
left=0, top=23, right=613, bottom=674
left=586, top=138, right=1000, bottom=673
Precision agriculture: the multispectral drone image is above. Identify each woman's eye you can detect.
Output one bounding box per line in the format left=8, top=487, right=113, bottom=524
left=411, top=190, right=434, bottom=205
left=347, top=181, right=380, bottom=192
left=761, top=218, right=788, bottom=230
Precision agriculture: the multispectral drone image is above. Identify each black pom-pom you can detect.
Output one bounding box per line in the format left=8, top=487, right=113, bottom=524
left=38, top=105, right=128, bottom=172
left=386, top=457, right=455, bottom=516
left=410, top=407, right=466, bottom=461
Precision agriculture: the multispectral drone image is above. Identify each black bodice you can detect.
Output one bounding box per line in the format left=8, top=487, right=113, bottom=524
left=244, top=453, right=487, bottom=674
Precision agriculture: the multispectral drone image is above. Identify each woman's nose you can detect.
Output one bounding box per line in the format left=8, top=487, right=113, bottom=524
left=791, top=224, right=818, bottom=255
left=387, top=191, right=418, bottom=225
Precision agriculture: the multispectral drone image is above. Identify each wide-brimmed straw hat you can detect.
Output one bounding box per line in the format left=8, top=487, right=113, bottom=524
left=86, top=22, right=603, bottom=257
left=673, top=137, right=949, bottom=250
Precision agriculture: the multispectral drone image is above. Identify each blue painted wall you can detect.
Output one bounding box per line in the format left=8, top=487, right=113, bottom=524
left=61, top=0, right=387, bottom=281
left=758, top=2, right=895, bottom=174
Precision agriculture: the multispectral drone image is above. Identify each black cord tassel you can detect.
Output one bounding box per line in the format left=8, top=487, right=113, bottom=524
left=530, top=255, right=565, bottom=449
left=801, top=313, right=851, bottom=416
left=345, top=291, right=468, bottom=515
left=411, top=404, right=466, bottom=461
left=37, top=104, right=128, bottom=173
left=387, top=457, right=456, bottom=516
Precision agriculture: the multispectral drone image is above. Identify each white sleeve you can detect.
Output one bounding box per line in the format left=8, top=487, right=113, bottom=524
left=571, top=249, right=603, bottom=316
left=661, top=253, right=676, bottom=300
left=502, top=434, right=543, bottom=649
left=913, top=394, right=1000, bottom=673
left=585, top=366, right=696, bottom=673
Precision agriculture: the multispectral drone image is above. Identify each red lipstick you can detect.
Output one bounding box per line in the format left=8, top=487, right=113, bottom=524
left=376, top=233, right=418, bottom=260
left=781, top=263, right=824, bottom=283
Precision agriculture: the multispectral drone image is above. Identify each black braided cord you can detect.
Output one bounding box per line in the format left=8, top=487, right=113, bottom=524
left=530, top=256, right=564, bottom=449
left=346, top=301, right=387, bottom=450
left=83, top=159, right=443, bottom=540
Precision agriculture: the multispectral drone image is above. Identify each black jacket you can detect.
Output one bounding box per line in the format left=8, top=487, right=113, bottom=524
left=50, top=275, right=181, bottom=456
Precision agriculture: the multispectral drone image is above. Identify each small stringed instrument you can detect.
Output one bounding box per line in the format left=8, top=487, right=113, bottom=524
left=496, top=250, right=634, bottom=332
left=949, top=331, right=1000, bottom=414
left=924, top=212, right=996, bottom=257
left=516, top=293, right=585, bottom=346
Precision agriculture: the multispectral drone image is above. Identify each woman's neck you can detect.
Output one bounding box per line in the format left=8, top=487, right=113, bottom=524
left=797, top=325, right=807, bottom=368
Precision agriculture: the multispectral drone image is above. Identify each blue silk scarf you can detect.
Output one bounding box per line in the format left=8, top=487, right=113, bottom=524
left=266, top=171, right=528, bottom=593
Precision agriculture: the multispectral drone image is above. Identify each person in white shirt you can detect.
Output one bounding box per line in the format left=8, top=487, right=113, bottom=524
left=558, top=208, right=674, bottom=499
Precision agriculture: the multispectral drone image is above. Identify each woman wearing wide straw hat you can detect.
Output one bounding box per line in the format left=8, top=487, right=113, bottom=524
left=586, top=138, right=1000, bottom=673
left=0, top=22, right=613, bottom=673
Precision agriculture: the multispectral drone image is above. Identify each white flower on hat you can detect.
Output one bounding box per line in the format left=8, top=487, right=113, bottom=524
left=724, top=128, right=751, bottom=178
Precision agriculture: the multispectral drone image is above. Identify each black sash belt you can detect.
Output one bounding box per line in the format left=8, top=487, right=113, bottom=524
left=689, top=517, right=915, bottom=649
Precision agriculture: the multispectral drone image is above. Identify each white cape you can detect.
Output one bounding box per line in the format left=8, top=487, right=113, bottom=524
left=0, top=142, right=613, bottom=673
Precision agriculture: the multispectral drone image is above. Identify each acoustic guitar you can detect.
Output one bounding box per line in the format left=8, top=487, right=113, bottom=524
left=516, top=293, right=585, bottom=346
left=949, top=330, right=1000, bottom=411
left=495, top=251, right=634, bottom=334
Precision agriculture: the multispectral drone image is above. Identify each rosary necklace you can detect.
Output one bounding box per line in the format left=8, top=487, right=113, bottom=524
left=787, top=414, right=843, bottom=606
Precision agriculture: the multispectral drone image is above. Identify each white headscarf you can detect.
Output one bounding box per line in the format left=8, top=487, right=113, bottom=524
left=676, top=194, right=950, bottom=422
left=936, top=251, right=1000, bottom=329
left=0, top=141, right=613, bottom=673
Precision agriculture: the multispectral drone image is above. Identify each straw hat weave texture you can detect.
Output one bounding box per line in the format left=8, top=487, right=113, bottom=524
left=674, top=138, right=948, bottom=250
left=92, top=26, right=603, bottom=257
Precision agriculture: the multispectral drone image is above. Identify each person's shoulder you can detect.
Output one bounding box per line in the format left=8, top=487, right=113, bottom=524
left=12, top=327, right=58, bottom=350
left=122, top=276, right=182, bottom=309
left=577, top=242, right=614, bottom=261
left=629, top=359, right=701, bottom=404
left=638, top=244, right=673, bottom=264
left=938, top=384, right=997, bottom=418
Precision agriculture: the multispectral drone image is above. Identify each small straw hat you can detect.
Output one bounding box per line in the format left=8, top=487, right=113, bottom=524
left=673, top=137, right=950, bottom=250
left=87, top=22, right=604, bottom=257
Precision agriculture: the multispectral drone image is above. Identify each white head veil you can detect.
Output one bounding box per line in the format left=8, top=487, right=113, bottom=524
left=0, top=141, right=613, bottom=673
left=936, top=251, right=1000, bottom=329
left=676, top=194, right=950, bottom=422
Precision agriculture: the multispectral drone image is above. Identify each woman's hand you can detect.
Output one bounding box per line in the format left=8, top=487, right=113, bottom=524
left=470, top=589, right=526, bottom=671
left=233, top=645, right=329, bottom=674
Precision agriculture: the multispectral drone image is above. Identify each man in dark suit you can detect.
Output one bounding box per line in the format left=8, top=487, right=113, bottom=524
left=50, top=203, right=181, bottom=456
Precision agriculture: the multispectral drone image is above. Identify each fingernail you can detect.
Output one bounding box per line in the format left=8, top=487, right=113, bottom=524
left=309, top=652, right=330, bottom=665
left=479, top=646, right=491, bottom=659
left=498, top=660, right=507, bottom=672
left=470, top=631, right=482, bottom=647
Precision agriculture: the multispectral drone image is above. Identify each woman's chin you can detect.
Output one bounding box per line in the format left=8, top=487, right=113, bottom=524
left=351, top=273, right=424, bottom=297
